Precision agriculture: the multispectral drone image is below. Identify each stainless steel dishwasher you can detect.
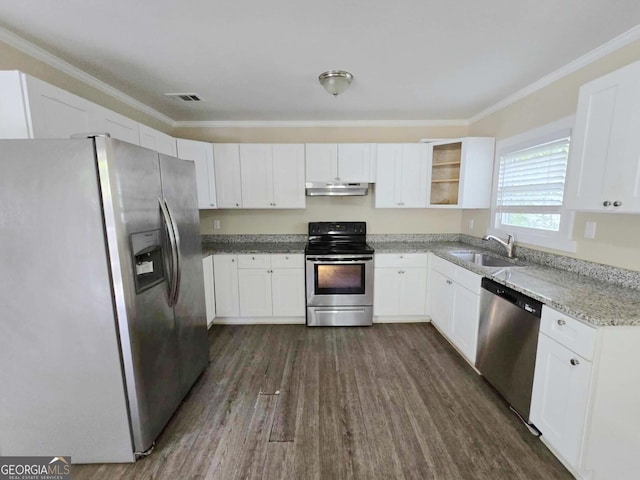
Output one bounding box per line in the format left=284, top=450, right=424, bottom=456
left=476, top=278, right=543, bottom=431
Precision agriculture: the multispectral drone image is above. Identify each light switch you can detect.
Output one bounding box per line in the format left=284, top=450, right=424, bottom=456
left=468, top=219, right=474, bottom=230
left=584, top=221, right=596, bottom=239
left=213, top=219, right=221, bottom=230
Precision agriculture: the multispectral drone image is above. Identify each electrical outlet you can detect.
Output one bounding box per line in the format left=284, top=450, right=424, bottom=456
left=584, top=221, right=596, bottom=239
left=213, top=219, right=221, bottom=230
left=468, top=219, right=474, bottom=230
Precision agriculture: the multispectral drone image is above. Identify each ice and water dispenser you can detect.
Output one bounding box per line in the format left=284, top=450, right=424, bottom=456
left=131, top=230, right=165, bottom=293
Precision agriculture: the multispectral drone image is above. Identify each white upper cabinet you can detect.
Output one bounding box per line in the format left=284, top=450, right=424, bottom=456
left=272, top=144, right=305, bottom=208
left=306, top=143, right=374, bottom=182
left=139, top=124, right=177, bottom=156
left=428, top=137, right=495, bottom=208
left=375, top=143, right=430, bottom=208
left=89, top=104, right=140, bottom=145
left=0, top=71, right=92, bottom=139
left=213, top=143, right=243, bottom=208
left=177, top=138, right=217, bottom=209
left=240, top=144, right=305, bottom=209
left=565, top=60, right=640, bottom=213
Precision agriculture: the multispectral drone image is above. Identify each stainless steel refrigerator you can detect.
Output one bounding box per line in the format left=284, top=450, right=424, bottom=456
left=0, top=136, right=209, bottom=463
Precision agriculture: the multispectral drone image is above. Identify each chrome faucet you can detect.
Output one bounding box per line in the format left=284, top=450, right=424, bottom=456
left=482, top=234, right=515, bottom=258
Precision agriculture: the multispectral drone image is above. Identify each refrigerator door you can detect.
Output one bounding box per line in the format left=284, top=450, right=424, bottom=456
left=0, top=139, right=134, bottom=463
left=159, top=154, right=209, bottom=396
left=96, top=138, right=182, bottom=453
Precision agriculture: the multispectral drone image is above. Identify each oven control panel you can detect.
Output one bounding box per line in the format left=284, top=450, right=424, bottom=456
left=308, top=222, right=366, bottom=235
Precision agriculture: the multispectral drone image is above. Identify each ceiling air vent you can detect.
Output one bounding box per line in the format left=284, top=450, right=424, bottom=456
left=165, top=93, right=203, bottom=102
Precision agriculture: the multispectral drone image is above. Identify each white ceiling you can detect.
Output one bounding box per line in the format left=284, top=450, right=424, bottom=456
left=1, top=0, right=640, bottom=122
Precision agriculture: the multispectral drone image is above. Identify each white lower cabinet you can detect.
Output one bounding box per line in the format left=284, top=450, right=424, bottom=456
left=272, top=268, right=305, bottom=316
left=374, top=254, right=428, bottom=318
left=428, top=254, right=481, bottom=364
left=202, top=256, right=216, bottom=328
left=213, top=253, right=304, bottom=322
left=213, top=255, right=240, bottom=317
left=530, top=306, right=640, bottom=480
left=530, top=332, right=592, bottom=470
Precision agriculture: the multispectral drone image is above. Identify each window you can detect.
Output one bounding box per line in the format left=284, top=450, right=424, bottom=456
left=490, top=117, right=576, bottom=252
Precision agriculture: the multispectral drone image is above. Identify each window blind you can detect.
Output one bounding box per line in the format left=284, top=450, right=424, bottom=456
left=496, top=137, right=571, bottom=208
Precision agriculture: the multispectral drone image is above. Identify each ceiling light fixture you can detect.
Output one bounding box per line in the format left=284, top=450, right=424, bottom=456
left=318, top=70, right=353, bottom=96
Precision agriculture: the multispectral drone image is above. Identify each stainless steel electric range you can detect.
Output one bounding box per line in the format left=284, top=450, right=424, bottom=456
left=305, top=222, right=374, bottom=326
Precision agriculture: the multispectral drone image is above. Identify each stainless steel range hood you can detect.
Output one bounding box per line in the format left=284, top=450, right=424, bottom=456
left=305, top=182, right=369, bottom=196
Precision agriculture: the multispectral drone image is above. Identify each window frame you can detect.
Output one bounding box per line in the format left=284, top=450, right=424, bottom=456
left=488, top=116, right=577, bottom=253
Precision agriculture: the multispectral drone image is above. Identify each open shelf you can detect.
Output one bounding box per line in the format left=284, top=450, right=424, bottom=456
left=430, top=142, right=462, bottom=205
left=432, top=161, right=461, bottom=167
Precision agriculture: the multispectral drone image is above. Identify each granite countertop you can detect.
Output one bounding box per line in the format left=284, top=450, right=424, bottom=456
left=201, top=236, right=640, bottom=328
left=202, top=241, right=306, bottom=256
left=371, top=241, right=640, bottom=328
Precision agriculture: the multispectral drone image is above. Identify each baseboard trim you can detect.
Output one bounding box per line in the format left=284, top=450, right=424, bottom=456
left=373, top=316, right=431, bottom=324
left=213, top=316, right=305, bottom=325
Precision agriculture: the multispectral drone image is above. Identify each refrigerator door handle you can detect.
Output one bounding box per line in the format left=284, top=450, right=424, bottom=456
left=163, top=198, right=182, bottom=306
left=159, top=197, right=179, bottom=307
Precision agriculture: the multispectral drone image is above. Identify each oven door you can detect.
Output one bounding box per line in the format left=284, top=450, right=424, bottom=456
left=305, top=255, right=374, bottom=307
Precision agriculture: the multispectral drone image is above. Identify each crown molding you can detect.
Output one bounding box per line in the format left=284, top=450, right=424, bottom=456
left=468, top=25, right=640, bottom=125
left=3, top=23, right=640, bottom=130
left=0, top=26, right=174, bottom=127
left=173, top=119, right=469, bottom=128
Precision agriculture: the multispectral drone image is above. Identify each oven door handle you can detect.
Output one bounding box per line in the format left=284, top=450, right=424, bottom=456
left=306, top=256, right=373, bottom=262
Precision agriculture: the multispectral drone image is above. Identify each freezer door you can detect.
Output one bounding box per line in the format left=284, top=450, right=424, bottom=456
left=159, top=154, right=209, bottom=396
left=96, top=138, right=182, bottom=453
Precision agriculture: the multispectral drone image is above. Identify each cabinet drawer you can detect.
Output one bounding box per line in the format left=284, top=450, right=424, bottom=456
left=540, top=306, right=597, bottom=361
left=430, top=254, right=456, bottom=277
left=271, top=253, right=304, bottom=269
left=375, top=253, right=428, bottom=268
left=430, top=254, right=481, bottom=294
left=237, top=254, right=271, bottom=269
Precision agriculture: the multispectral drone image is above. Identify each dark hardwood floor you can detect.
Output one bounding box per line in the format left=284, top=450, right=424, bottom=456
left=73, top=324, right=572, bottom=480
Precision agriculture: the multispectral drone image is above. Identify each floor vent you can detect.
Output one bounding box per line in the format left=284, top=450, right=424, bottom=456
left=165, top=93, right=203, bottom=102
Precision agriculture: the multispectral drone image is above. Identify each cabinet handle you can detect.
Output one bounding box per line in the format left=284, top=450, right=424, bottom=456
left=446, top=279, right=453, bottom=285
left=235, top=203, right=239, bottom=207
left=210, top=203, right=216, bottom=207
left=557, top=319, right=566, bottom=326
left=613, top=201, right=622, bottom=207
left=603, top=200, right=611, bottom=207
left=285, top=256, right=289, bottom=259
left=570, top=358, right=580, bottom=366
left=231, top=259, right=235, bottom=262
left=399, top=255, right=404, bottom=258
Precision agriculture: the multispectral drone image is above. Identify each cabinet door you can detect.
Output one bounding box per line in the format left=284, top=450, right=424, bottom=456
left=400, top=144, right=430, bottom=207
left=202, top=256, right=216, bottom=327
left=89, top=105, right=140, bottom=145
left=566, top=60, right=640, bottom=212
left=272, top=144, right=305, bottom=208
left=305, top=144, right=338, bottom=182
left=23, top=74, right=93, bottom=139
left=450, top=285, right=480, bottom=363
left=530, top=333, right=592, bottom=469
left=213, top=255, right=239, bottom=316
left=338, top=144, right=372, bottom=182
left=177, top=138, right=217, bottom=209
left=399, top=268, right=428, bottom=315
left=139, top=124, right=177, bottom=156
left=429, top=269, right=454, bottom=335
left=238, top=269, right=273, bottom=317
left=373, top=268, right=401, bottom=316
left=272, top=268, right=305, bottom=316
left=240, top=144, right=273, bottom=208
left=213, top=144, right=243, bottom=208
left=375, top=144, right=403, bottom=207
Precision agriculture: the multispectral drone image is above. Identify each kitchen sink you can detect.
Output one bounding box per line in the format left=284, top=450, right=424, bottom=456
left=449, top=252, right=523, bottom=268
